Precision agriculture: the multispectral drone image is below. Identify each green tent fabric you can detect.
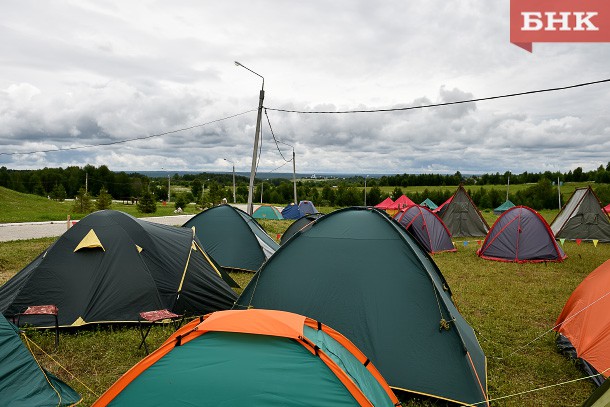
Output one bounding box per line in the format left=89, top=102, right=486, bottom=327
left=0, top=315, right=81, bottom=406
left=550, top=187, right=610, bottom=243
left=252, top=204, right=284, bottom=220
left=183, top=204, right=279, bottom=272
left=493, top=199, right=515, bottom=215
left=582, top=378, right=610, bottom=407
left=95, top=309, right=399, bottom=407
left=235, top=207, right=489, bottom=406
left=0, top=210, right=237, bottom=327
left=438, top=185, right=489, bottom=237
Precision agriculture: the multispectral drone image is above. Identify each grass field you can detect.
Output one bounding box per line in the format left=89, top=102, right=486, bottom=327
left=2, top=189, right=610, bottom=406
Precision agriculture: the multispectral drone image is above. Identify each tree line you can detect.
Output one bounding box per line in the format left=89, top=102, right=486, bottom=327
left=1, top=164, right=610, bottom=212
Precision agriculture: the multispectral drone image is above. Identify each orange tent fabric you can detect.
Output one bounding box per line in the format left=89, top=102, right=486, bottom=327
left=555, top=259, right=610, bottom=383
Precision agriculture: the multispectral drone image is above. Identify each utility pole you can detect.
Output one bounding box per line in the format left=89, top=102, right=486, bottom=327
left=85, top=172, right=88, bottom=194
left=364, top=175, right=368, bottom=206
left=224, top=158, right=237, bottom=204
left=235, top=61, right=264, bottom=215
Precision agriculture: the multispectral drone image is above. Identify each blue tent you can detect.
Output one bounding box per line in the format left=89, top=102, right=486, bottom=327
left=281, top=201, right=319, bottom=220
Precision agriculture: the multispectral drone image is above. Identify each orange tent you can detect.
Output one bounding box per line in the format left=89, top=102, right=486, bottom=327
left=555, top=259, right=610, bottom=385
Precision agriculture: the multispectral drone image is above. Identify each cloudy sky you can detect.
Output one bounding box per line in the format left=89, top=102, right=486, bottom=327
left=1, top=1, right=609, bottom=175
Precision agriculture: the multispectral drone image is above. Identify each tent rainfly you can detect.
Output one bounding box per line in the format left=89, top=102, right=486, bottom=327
left=183, top=204, right=279, bottom=273
left=0, top=315, right=81, bottom=406
left=93, top=309, right=400, bottom=407
left=550, top=187, right=610, bottom=243
left=0, top=210, right=237, bottom=327
left=235, top=207, right=489, bottom=406
left=555, top=259, right=610, bottom=386
left=281, top=201, right=319, bottom=220
left=394, top=205, right=455, bottom=254
left=252, top=204, right=283, bottom=220
left=420, top=198, right=438, bottom=210
left=437, top=185, right=489, bottom=237
left=280, top=213, right=324, bottom=245
left=477, top=206, right=566, bottom=263
left=493, top=199, right=515, bottom=215
left=374, top=197, right=394, bottom=210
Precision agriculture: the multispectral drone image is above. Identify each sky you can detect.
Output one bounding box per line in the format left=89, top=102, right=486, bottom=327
left=1, top=1, right=609, bottom=176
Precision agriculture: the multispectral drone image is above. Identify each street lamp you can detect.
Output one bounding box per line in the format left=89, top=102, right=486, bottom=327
left=278, top=140, right=297, bottom=205
left=224, top=158, right=236, bottom=204
left=235, top=61, right=264, bottom=215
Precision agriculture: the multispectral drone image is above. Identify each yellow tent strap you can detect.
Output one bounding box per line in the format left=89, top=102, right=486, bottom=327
left=194, top=240, right=223, bottom=279
left=22, top=332, right=98, bottom=399
left=22, top=332, right=62, bottom=406
left=177, top=242, right=194, bottom=293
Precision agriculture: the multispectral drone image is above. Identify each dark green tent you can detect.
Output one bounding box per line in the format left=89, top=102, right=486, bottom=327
left=183, top=204, right=279, bottom=272
left=493, top=199, right=515, bottom=215
left=235, top=207, right=489, bottom=406
left=438, top=185, right=489, bottom=237
left=550, top=187, right=610, bottom=243
left=0, top=210, right=237, bottom=327
left=0, top=315, right=81, bottom=406
left=280, top=213, right=324, bottom=245
left=94, top=309, right=400, bottom=407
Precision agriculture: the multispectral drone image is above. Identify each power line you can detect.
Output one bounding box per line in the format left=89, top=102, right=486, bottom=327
left=0, top=109, right=257, bottom=156
left=264, top=108, right=291, bottom=163
left=264, top=78, right=610, bottom=114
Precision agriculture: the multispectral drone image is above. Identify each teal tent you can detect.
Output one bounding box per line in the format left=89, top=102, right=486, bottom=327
left=94, top=309, right=400, bottom=407
left=252, top=204, right=283, bottom=220
left=420, top=198, right=438, bottom=210
left=235, top=207, right=489, bottom=406
left=183, top=204, right=279, bottom=272
left=493, top=200, right=515, bottom=215
left=0, top=315, right=81, bottom=406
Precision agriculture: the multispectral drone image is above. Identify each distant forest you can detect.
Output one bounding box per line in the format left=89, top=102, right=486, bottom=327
left=1, top=163, right=610, bottom=210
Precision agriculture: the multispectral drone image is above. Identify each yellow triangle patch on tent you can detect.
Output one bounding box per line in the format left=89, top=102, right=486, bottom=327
left=71, top=317, right=87, bottom=327
left=74, top=229, right=105, bottom=252
left=136, top=245, right=143, bottom=253
left=593, top=239, right=599, bottom=247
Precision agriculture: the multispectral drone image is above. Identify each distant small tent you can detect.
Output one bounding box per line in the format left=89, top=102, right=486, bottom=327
left=438, top=186, right=489, bottom=237
left=394, top=205, right=455, bottom=254
left=0, top=210, right=237, bottom=327
left=235, top=207, right=489, bottom=406
left=94, top=309, right=400, bottom=407
left=373, top=197, right=394, bottom=210
left=420, top=198, right=438, bottom=210
left=555, top=259, right=610, bottom=386
left=493, top=199, right=515, bottom=215
left=550, top=187, right=610, bottom=243
left=280, top=213, right=324, bottom=245
left=477, top=206, right=566, bottom=263
left=386, top=195, right=415, bottom=217
left=252, top=204, right=283, bottom=220
left=0, top=315, right=81, bottom=406
left=183, top=204, right=279, bottom=273
left=281, top=201, right=319, bottom=220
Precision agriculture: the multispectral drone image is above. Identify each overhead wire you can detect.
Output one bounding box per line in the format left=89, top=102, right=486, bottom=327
left=264, top=78, right=610, bottom=114
left=264, top=108, right=291, bottom=162
left=0, top=109, right=257, bottom=156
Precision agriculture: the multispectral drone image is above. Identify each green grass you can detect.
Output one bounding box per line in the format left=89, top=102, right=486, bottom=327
left=2, top=194, right=609, bottom=406
left=0, top=186, right=200, bottom=222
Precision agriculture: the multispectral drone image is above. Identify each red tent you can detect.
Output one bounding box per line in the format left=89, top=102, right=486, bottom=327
left=374, top=197, right=394, bottom=209
left=555, top=259, right=610, bottom=386
left=388, top=195, right=415, bottom=210
left=433, top=195, right=453, bottom=214
left=604, top=203, right=610, bottom=214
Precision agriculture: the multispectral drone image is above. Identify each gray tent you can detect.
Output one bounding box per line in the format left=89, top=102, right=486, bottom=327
left=438, top=185, right=489, bottom=237
left=550, top=187, right=610, bottom=243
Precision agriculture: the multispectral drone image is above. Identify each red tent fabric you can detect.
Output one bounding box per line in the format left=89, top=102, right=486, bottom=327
left=604, top=203, right=610, bottom=214
left=388, top=195, right=415, bottom=210
left=433, top=196, right=453, bottom=213
left=374, top=197, right=394, bottom=209
left=555, top=259, right=610, bottom=386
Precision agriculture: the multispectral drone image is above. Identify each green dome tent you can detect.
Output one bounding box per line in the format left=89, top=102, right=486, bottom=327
left=0, top=210, right=237, bottom=327
left=94, top=309, right=400, bottom=407
left=235, top=207, right=489, bottom=406
left=0, top=315, right=81, bottom=406
left=183, top=204, right=279, bottom=272
left=493, top=199, right=515, bottom=215
left=252, top=204, right=284, bottom=220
